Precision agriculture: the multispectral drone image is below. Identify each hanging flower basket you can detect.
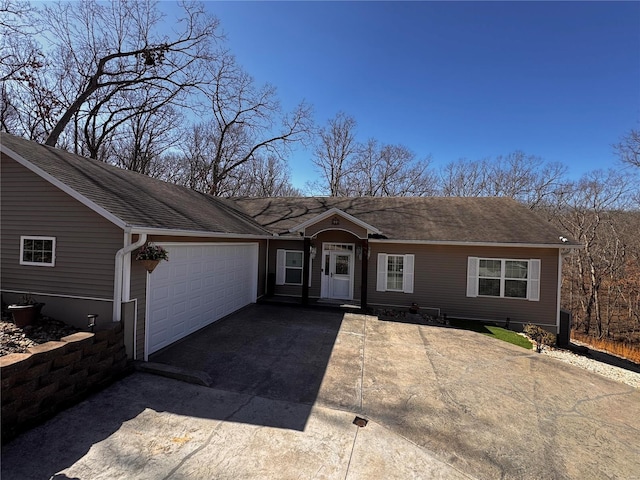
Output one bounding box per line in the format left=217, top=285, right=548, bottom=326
left=136, top=243, right=169, bottom=273
left=139, top=259, right=161, bottom=273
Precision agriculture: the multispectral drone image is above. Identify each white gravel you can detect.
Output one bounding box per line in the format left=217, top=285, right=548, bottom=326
left=540, top=346, right=640, bottom=389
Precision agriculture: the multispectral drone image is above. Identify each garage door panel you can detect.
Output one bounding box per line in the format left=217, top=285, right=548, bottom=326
left=189, top=278, right=202, bottom=292
left=171, top=318, right=186, bottom=334
left=147, top=243, right=258, bottom=355
left=173, top=281, right=187, bottom=296
left=174, top=264, right=189, bottom=278
left=189, top=261, right=202, bottom=274
left=152, top=285, right=170, bottom=301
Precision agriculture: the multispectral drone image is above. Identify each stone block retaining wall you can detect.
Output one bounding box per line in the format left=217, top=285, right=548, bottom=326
left=1, top=323, right=127, bottom=443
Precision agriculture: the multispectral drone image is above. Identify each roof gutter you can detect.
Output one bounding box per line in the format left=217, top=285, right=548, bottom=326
left=112, top=233, right=147, bottom=323
left=130, top=227, right=274, bottom=239
left=368, top=238, right=582, bottom=249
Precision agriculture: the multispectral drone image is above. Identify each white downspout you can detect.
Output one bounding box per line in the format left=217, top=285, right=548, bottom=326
left=113, top=233, right=147, bottom=322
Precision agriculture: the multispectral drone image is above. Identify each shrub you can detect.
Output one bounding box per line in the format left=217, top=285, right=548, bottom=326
left=523, top=324, right=556, bottom=353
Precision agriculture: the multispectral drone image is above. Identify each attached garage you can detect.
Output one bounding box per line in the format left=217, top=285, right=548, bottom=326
left=145, top=243, right=259, bottom=357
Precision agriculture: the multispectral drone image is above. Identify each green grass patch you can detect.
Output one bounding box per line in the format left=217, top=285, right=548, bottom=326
left=449, top=319, right=533, bottom=350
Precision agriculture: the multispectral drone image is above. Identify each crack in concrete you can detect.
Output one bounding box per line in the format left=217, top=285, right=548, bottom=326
left=343, top=425, right=360, bottom=480
left=162, top=395, right=255, bottom=479
left=161, top=423, right=220, bottom=480
left=222, top=395, right=257, bottom=422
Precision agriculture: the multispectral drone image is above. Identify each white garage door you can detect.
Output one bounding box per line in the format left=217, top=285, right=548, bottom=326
left=146, top=243, right=259, bottom=356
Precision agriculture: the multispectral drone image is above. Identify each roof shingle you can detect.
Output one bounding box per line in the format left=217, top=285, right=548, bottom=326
left=2, top=133, right=270, bottom=236
left=230, top=196, right=577, bottom=246
left=2, top=133, right=576, bottom=246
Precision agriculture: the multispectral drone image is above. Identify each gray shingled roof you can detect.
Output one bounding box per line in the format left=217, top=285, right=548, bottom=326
left=1, top=133, right=270, bottom=236
left=2, top=133, right=577, bottom=245
left=230, top=197, right=578, bottom=246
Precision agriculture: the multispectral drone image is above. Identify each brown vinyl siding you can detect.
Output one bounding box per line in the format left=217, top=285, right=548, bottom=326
left=367, top=243, right=559, bottom=328
left=268, top=239, right=305, bottom=296
left=305, top=216, right=367, bottom=239
left=1, top=154, right=123, bottom=301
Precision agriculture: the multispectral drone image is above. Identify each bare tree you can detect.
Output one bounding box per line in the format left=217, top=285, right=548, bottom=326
left=0, top=0, right=49, bottom=137
left=555, top=169, right=634, bottom=336
left=107, top=102, right=182, bottom=176
left=439, top=158, right=488, bottom=197
left=198, top=52, right=313, bottom=195
left=39, top=0, right=221, bottom=150
left=0, top=0, right=42, bottom=82
left=3, top=1, right=311, bottom=196
left=344, top=139, right=436, bottom=196
left=311, top=112, right=358, bottom=196
left=172, top=122, right=302, bottom=196
left=485, top=152, right=567, bottom=209
left=614, top=129, right=640, bottom=168
left=438, top=152, right=567, bottom=210
left=225, top=155, right=301, bottom=197
left=0, top=63, right=65, bottom=141
left=172, top=122, right=215, bottom=192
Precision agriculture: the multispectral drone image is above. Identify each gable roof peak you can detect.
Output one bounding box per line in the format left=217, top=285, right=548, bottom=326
left=288, top=207, right=381, bottom=236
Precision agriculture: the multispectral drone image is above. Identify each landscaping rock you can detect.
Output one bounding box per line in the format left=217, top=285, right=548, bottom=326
left=0, top=314, right=79, bottom=357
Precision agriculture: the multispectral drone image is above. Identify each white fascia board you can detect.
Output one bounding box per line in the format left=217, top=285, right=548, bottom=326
left=368, top=238, right=583, bottom=249
left=2, top=144, right=129, bottom=231
left=288, top=207, right=381, bottom=235
left=130, top=227, right=273, bottom=239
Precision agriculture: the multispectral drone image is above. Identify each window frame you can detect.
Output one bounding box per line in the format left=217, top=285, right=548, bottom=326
left=376, top=253, right=415, bottom=294
left=386, top=254, right=405, bottom=292
left=20, top=236, right=56, bottom=267
left=276, top=249, right=312, bottom=286
left=283, top=250, right=304, bottom=285
left=468, top=257, right=540, bottom=301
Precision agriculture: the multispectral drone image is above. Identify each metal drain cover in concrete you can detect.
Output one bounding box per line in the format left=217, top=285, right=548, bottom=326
left=353, top=416, right=368, bottom=427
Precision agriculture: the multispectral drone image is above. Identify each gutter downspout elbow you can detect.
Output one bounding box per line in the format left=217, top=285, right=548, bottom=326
left=113, top=233, right=147, bottom=322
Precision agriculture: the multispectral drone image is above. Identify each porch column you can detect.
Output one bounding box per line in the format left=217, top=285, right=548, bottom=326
left=360, top=238, right=368, bottom=312
left=302, top=237, right=310, bottom=305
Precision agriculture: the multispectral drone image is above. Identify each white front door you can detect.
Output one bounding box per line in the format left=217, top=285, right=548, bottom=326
left=329, top=251, right=352, bottom=299
left=321, top=244, right=354, bottom=300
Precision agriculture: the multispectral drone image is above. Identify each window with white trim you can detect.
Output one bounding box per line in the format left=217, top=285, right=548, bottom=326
left=467, top=257, right=540, bottom=301
left=387, top=255, right=404, bottom=291
left=276, top=249, right=312, bottom=286
left=20, top=236, right=56, bottom=267
left=376, top=253, right=414, bottom=293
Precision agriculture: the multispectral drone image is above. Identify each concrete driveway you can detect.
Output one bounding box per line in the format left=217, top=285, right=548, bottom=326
left=2, top=304, right=640, bottom=479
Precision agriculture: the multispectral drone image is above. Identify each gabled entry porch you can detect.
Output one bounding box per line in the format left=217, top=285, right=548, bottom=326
left=267, top=207, right=381, bottom=311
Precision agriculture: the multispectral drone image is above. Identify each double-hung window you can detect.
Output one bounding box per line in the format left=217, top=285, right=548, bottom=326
left=386, top=255, right=404, bottom=291
left=376, top=253, right=414, bottom=293
left=467, top=257, right=540, bottom=301
left=276, top=250, right=311, bottom=286
left=20, top=236, right=56, bottom=267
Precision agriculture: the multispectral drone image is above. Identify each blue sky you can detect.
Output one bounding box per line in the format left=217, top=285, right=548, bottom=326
left=189, top=1, right=640, bottom=188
